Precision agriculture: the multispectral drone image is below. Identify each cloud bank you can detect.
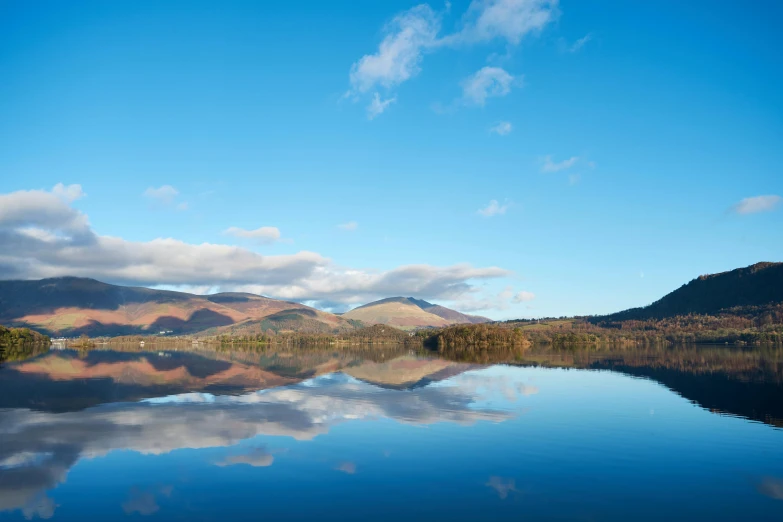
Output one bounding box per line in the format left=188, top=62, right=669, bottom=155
left=0, top=185, right=511, bottom=310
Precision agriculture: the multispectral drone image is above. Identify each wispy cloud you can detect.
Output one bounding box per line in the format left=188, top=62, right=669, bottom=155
left=564, top=32, right=592, bottom=53
left=144, top=185, right=178, bottom=203
left=347, top=0, right=557, bottom=117
left=223, top=226, right=283, bottom=244
left=347, top=4, right=441, bottom=117
left=541, top=155, right=579, bottom=173
left=477, top=200, right=510, bottom=217
left=338, top=221, right=359, bottom=231
left=448, top=0, right=559, bottom=45
left=489, top=121, right=513, bottom=135
left=143, top=185, right=188, bottom=210
left=368, top=93, right=397, bottom=119
left=462, top=66, right=517, bottom=106
left=51, top=183, right=85, bottom=203
left=512, top=291, right=535, bottom=302
left=730, top=195, right=782, bottom=215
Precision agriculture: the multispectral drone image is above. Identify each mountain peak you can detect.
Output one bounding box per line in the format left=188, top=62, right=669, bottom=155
left=343, top=296, right=489, bottom=329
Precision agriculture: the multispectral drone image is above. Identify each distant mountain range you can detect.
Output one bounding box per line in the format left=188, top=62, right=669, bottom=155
left=3, top=262, right=781, bottom=336
left=0, top=277, right=355, bottom=336
left=0, top=277, right=486, bottom=336
left=599, top=262, right=783, bottom=321
left=342, top=297, right=490, bottom=330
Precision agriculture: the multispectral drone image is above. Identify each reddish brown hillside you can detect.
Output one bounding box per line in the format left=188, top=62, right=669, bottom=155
left=0, top=277, right=356, bottom=336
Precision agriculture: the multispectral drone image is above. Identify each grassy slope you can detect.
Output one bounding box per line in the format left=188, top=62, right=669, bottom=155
left=343, top=300, right=452, bottom=330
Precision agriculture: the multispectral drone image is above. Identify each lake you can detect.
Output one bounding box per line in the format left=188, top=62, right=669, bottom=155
left=1, top=344, right=782, bottom=521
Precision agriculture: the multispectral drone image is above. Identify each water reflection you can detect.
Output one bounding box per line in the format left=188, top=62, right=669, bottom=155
left=0, top=368, right=520, bottom=517
left=0, top=345, right=782, bottom=521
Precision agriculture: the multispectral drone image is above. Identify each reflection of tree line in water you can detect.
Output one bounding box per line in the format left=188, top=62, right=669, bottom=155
left=0, top=326, right=50, bottom=363
left=3, top=338, right=783, bottom=427
left=434, top=343, right=783, bottom=428
left=7, top=335, right=783, bottom=383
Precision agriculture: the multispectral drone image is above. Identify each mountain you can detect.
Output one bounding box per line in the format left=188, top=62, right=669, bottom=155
left=0, top=277, right=357, bottom=336
left=342, top=297, right=490, bottom=330
left=600, top=262, right=783, bottom=321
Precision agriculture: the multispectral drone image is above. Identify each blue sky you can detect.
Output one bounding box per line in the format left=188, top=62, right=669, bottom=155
left=1, top=0, right=781, bottom=318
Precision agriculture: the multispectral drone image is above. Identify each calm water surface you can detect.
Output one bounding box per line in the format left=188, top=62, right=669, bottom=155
left=0, top=345, right=782, bottom=521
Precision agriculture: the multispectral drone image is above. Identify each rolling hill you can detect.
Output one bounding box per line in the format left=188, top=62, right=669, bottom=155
left=600, top=262, right=783, bottom=321
left=0, top=277, right=358, bottom=336
left=342, top=297, right=489, bottom=330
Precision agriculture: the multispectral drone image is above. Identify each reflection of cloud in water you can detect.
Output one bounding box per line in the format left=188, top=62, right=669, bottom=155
left=122, top=485, right=172, bottom=516
left=21, top=494, right=56, bottom=520
left=216, top=447, right=274, bottom=468
left=486, top=476, right=516, bottom=499
left=758, top=477, right=783, bottom=500
left=435, top=368, right=539, bottom=403
left=335, top=462, right=357, bottom=474
left=0, top=369, right=524, bottom=517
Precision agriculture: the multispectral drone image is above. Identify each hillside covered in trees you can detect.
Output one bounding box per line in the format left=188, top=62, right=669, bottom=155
left=598, top=262, right=783, bottom=321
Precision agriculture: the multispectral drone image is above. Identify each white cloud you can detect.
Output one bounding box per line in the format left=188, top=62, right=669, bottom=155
left=0, top=187, right=511, bottom=308
left=568, top=173, right=580, bottom=185
left=348, top=4, right=441, bottom=96
left=489, top=121, right=513, bottom=135
left=143, top=185, right=188, bottom=210
left=566, top=32, right=592, bottom=52
left=477, top=199, right=509, bottom=217
left=731, top=195, right=782, bottom=215
left=223, top=226, right=283, bottom=244
left=512, top=291, right=535, bottom=302
left=347, top=1, right=556, bottom=116
left=51, top=183, right=85, bottom=203
left=452, top=286, right=535, bottom=312
left=462, top=66, right=516, bottom=106
left=541, top=155, right=579, bottom=173
left=143, top=185, right=178, bottom=203
left=452, top=0, right=559, bottom=45
left=0, top=185, right=91, bottom=238
left=368, top=93, right=397, bottom=119
left=338, top=221, right=358, bottom=231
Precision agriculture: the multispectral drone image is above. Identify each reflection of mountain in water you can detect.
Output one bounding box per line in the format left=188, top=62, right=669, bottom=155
left=589, top=360, right=783, bottom=427
left=0, top=344, right=780, bottom=425
left=0, top=368, right=515, bottom=518
left=515, top=346, right=783, bottom=428
left=0, top=347, right=473, bottom=412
